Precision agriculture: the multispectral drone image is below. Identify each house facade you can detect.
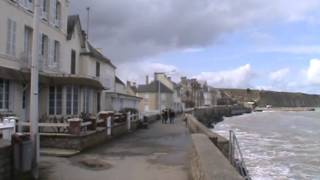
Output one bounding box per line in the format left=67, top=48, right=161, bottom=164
left=103, top=76, right=141, bottom=112
left=179, top=77, right=204, bottom=108
left=137, top=80, right=174, bottom=112
left=0, top=0, right=116, bottom=122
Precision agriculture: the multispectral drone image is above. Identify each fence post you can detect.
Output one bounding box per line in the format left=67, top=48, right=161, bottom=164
left=107, top=116, right=112, bottom=136
left=127, top=112, right=131, bottom=131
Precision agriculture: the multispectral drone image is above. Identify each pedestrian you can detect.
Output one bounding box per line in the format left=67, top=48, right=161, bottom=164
left=162, top=109, right=168, bottom=124
left=161, top=110, right=166, bottom=124
left=169, top=109, right=175, bottom=124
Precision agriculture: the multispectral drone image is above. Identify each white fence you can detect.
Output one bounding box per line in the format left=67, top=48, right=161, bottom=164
left=0, top=117, right=17, bottom=141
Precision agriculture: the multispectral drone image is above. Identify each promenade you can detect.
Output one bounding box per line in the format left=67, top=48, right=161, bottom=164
left=39, top=116, right=192, bottom=180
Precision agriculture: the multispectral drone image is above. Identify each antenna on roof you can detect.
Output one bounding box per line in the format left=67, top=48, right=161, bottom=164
left=86, top=7, right=90, bottom=40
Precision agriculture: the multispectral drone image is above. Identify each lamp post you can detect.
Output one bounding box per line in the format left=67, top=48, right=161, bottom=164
left=30, top=0, right=40, bottom=178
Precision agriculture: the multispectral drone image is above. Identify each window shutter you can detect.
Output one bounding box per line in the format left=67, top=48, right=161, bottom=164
left=56, top=42, right=60, bottom=63
left=6, top=19, right=11, bottom=55
left=38, top=33, right=42, bottom=65
left=12, top=20, right=16, bottom=56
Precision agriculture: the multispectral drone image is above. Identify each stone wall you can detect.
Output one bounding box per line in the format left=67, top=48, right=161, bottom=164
left=0, top=140, right=12, bottom=180
left=190, top=134, right=243, bottom=180
left=192, top=106, right=251, bottom=127
left=186, top=114, right=229, bottom=157
left=41, top=114, right=161, bottom=151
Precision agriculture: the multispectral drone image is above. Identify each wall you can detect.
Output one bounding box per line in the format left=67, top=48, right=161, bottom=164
left=190, top=134, right=243, bottom=180
left=0, top=140, right=12, bottom=180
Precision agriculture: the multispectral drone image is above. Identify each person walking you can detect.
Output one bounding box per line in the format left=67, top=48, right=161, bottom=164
left=161, top=109, right=166, bottom=124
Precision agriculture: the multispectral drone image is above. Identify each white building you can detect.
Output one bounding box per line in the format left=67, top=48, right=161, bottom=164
left=0, top=0, right=117, bottom=122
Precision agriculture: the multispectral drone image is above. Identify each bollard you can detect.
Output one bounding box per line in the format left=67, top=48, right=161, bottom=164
left=107, top=116, right=112, bottom=136
left=127, top=112, right=131, bottom=131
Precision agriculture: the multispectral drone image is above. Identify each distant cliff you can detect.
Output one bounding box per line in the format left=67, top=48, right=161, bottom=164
left=219, top=88, right=320, bottom=107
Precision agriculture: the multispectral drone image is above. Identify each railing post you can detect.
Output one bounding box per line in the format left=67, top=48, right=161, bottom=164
left=107, top=116, right=112, bottom=136
left=127, top=112, right=131, bottom=131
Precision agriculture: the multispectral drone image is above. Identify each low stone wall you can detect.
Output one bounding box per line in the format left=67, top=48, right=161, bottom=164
left=41, top=114, right=161, bottom=151
left=191, top=134, right=243, bottom=180
left=186, top=114, right=229, bottom=157
left=0, top=140, right=12, bottom=180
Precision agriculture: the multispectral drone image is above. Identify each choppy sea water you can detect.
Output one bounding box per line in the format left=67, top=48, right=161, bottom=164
left=213, top=111, right=320, bottom=180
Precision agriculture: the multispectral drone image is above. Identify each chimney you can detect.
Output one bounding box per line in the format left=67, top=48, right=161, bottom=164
left=146, top=76, right=149, bottom=85
left=133, top=82, right=136, bottom=87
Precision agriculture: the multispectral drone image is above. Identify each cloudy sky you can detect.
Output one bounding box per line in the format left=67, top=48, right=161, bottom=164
left=70, top=0, right=320, bottom=94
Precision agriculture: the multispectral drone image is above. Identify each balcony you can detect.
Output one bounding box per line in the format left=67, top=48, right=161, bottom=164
left=20, top=52, right=59, bottom=72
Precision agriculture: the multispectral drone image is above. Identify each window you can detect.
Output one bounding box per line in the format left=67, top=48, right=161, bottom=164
left=96, top=62, right=100, bottom=77
left=6, top=19, right=16, bottom=56
left=97, top=92, right=101, bottom=112
left=71, top=50, right=76, bottom=74
left=53, top=41, right=60, bottom=63
left=22, top=86, right=26, bottom=109
left=41, top=0, right=49, bottom=20
left=55, top=1, right=61, bottom=27
left=24, top=27, right=32, bottom=61
left=83, top=88, right=90, bottom=113
left=0, top=79, right=9, bottom=110
left=40, top=34, right=48, bottom=61
left=49, top=86, right=62, bottom=115
left=66, top=86, right=79, bottom=115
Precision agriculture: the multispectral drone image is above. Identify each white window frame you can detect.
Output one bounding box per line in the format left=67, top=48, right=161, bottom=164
left=66, top=86, right=79, bottom=115
left=0, top=79, right=9, bottom=111
left=49, top=86, right=63, bottom=115
left=6, top=18, right=16, bottom=56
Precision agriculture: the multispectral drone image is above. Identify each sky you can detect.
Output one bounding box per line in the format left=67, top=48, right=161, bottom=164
left=70, top=0, right=320, bottom=94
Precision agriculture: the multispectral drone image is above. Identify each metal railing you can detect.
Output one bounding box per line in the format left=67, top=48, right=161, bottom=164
left=229, top=130, right=251, bottom=180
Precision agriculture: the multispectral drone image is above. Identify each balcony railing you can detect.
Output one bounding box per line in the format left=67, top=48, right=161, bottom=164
left=20, top=52, right=59, bottom=72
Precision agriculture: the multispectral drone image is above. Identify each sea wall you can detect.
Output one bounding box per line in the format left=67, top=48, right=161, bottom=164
left=186, top=115, right=243, bottom=180
left=0, top=140, right=12, bottom=180
left=192, top=105, right=251, bottom=127
left=221, top=88, right=320, bottom=107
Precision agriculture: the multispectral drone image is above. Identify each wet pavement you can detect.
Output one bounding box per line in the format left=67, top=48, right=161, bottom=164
left=39, top=116, right=192, bottom=180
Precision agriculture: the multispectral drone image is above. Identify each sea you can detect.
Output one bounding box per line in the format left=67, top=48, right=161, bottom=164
left=212, top=111, right=320, bottom=180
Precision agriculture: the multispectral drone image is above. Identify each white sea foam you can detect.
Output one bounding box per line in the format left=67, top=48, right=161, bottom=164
left=212, top=111, right=320, bottom=180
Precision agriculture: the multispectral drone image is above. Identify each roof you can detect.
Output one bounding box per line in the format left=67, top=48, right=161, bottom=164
left=81, top=42, right=116, bottom=69
left=137, top=80, right=174, bottom=93
left=67, top=15, right=86, bottom=48
left=115, top=76, right=125, bottom=86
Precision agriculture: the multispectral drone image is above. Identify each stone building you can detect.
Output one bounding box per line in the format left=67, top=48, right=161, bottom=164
left=179, top=77, right=204, bottom=108
left=137, top=79, right=174, bottom=112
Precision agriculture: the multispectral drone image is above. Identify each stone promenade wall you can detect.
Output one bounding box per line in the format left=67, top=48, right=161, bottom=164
left=190, top=134, right=243, bottom=180
left=186, top=114, right=229, bottom=157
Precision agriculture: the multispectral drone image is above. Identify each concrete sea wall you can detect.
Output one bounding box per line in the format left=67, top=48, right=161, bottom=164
left=186, top=114, right=243, bottom=180
left=192, top=105, right=251, bottom=127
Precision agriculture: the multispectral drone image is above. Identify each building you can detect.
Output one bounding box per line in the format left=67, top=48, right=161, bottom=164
left=103, top=76, right=142, bottom=112
left=154, top=73, right=184, bottom=112
left=137, top=79, right=174, bottom=112
left=0, top=0, right=117, bottom=122
left=179, top=77, right=204, bottom=108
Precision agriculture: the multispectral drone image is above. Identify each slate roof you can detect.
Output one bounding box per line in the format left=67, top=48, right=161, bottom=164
left=115, top=76, right=125, bottom=86
left=81, top=42, right=116, bottom=69
left=137, top=81, right=174, bottom=93
left=67, top=15, right=86, bottom=45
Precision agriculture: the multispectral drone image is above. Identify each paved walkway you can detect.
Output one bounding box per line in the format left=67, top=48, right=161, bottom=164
left=40, top=116, right=192, bottom=180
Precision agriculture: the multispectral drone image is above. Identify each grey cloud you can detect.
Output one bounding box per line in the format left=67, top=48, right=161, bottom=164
left=70, top=0, right=320, bottom=63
